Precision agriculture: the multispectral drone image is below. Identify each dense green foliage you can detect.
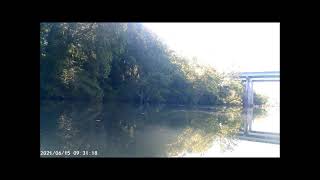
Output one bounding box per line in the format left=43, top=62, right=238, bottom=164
left=253, top=92, right=268, bottom=105
left=40, top=23, right=264, bottom=106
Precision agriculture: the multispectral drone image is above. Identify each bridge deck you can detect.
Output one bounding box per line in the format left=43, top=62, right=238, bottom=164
left=240, top=71, right=280, bottom=79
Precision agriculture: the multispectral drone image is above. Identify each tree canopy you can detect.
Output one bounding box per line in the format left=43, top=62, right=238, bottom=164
left=41, top=23, right=266, bottom=106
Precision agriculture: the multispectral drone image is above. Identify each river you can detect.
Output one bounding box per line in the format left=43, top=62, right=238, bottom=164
left=40, top=100, right=279, bottom=157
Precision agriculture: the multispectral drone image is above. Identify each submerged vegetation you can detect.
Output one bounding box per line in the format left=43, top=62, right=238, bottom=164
left=40, top=23, right=252, bottom=106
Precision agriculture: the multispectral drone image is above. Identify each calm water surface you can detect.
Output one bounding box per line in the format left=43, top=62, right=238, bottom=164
left=40, top=101, right=279, bottom=157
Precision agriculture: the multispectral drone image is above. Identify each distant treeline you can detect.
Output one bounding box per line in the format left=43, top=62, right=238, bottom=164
left=40, top=23, right=266, bottom=106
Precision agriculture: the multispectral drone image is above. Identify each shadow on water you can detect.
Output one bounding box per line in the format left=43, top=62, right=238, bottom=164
left=40, top=100, right=273, bottom=157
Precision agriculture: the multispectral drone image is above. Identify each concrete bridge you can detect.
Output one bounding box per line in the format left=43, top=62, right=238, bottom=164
left=240, top=71, right=279, bottom=107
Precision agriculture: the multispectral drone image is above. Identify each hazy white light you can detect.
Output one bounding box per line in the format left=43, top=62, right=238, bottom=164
left=143, top=23, right=280, bottom=73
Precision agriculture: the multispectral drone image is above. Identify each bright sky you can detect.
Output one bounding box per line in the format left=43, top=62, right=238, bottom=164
left=143, top=23, right=280, bottom=101
left=143, top=23, right=280, bottom=73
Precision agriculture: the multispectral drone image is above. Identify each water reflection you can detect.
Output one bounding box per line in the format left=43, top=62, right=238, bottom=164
left=40, top=101, right=278, bottom=157
left=239, top=106, right=279, bottom=144
left=167, top=107, right=242, bottom=156
left=243, top=107, right=253, bottom=135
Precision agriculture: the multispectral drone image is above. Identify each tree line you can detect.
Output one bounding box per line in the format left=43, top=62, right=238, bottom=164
left=41, top=23, right=266, bottom=106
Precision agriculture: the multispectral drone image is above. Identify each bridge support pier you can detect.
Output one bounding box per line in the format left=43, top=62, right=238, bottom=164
left=245, top=78, right=254, bottom=107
